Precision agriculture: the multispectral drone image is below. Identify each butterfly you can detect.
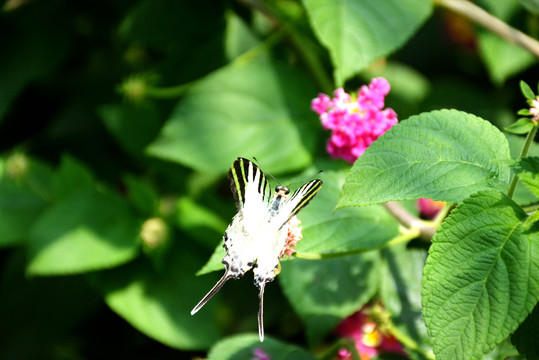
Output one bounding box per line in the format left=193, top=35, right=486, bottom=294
left=191, top=157, right=322, bottom=341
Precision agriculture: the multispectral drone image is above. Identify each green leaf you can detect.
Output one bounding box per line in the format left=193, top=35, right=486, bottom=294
left=520, top=80, right=536, bottom=100
left=93, top=241, right=221, bottom=350
left=302, top=0, right=432, bottom=85
left=124, top=174, right=160, bottom=216
left=422, top=190, right=539, bottom=360
left=207, top=334, right=315, bottom=360
left=0, top=156, right=52, bottom=247
left=26, top=189, right=140, bottom=275
left=504, top=117, right=535, bottom=134
left=511, top=304, right=539, bottom=359
left=338, top=109, right=511, bottom=208
left=99, top=102, right=162, bottom=156
left=511, top=157, right=539, bottom=198
left=296, top=170, right=399, bottom=254
left=146, top=57, right=318, bottom=174
left=176, top=197, right=228, bottom=249
left=478, top=31, right=536, bottom=85
left=517, top=108, right=531, bottom=116
left=523, top=210, right=539, bottom=230
left=53, top=154, right=95, bottom=199
left=519, top=0, right=539, bottom=15
left=379, top=245, right=431, bottom=357
left=279, top=252, right=381, bottom=344
left=224, top=11, right=260, bottom=61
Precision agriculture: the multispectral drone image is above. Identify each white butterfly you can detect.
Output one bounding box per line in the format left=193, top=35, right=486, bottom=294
left=191, top=157, right=322, bottom=341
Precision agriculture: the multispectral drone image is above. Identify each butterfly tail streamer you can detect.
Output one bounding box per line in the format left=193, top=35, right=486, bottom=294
left=191, top=272, right=232, bottom=315
left=257, top=282, right=266, bottom=342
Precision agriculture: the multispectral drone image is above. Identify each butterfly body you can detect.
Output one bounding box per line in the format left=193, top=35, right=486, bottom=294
left=191, top=157, right=322, bottom=342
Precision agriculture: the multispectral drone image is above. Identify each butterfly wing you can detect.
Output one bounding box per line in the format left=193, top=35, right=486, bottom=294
left=191, top=158, right=269, bottom=315
left=253, top=179, right=322, bottom=341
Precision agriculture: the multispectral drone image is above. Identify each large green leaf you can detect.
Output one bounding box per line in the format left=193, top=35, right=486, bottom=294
left=207, top=334, right=315, bottom=360
left=146, top=57, right=318, bottom=174
left=302, top=0, right=432, bottom=85
left=338, top=110, right=511, bottom=208
left=0, top=156, right=53, bottom=247
left=379, top=245, right=431, bottom=358
left=279, top=252, right=381, bottom=344
left=26, top=189, right=140, bottom=275
left=422, top=191, right=539, bottom=360
left=0, top=177, right=47, bottom=247
left=52, top=155, right=94, bottom=200
left=99, top=102, right=162, bottom=156
left=93, top=241, right=221, bottom=350
left=478, top=30, right=536, bottom=85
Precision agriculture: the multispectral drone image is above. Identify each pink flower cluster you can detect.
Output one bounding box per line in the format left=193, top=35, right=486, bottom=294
left=335, top=306, right=405, bottom=360
left=417, top=198, right=446, bottom=219
left=280, top=216, right=302, bottom=258
left=311, top=78, right=398, bottom=163
left=530, top=98, right=539, bottom=123
left=251, top=348, right=270, bottom=360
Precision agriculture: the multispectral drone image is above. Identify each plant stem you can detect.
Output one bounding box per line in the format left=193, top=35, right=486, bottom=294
left=386, top=322, right=436, bottom=360
left=434, top=0, right=539, bottom=58
left=383, top=202, right=436, bottom=241
left=507, top=124, right=539, bottom=198
left=294, top=225, right=420, bottom=260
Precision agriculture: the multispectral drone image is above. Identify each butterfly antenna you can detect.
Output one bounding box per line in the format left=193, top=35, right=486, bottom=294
left=191, top=272, right=231, bottom=315
left=257, top=282, right=266, bottom=342
left=253, top=157, right=281, bottom=186
left=287, top=170, right=324, bottom=187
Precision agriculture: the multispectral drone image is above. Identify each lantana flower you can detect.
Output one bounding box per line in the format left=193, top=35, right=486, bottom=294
left=280, top=216, right=303, bottom=258
left=311, top=78, right=398, bottom=163
left=335, top=305, right=406, bottom=360
left=416, top=198, right=446, bottom=219
left=251, top=348, right=270, bottom=360
left=530, top=97, right=539, bottom=123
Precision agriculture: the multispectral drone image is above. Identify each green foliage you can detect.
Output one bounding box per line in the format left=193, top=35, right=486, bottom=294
left=280, top=251, right=380, bottom=344
left=422, top=191, right=539, bottom=360
left=1, top=0, right=539, bottom=358
left=302, top=0, right=432, bottom=85
left=27, top=189, right=140, bottom=276
left=338, top=110, right=511, bottom=208
left=146, top=57, right=319, bottom=174
left=207, top=334, right=315, bottom=360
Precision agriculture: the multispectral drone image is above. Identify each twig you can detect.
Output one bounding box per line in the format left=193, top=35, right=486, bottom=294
left=382, top=202, right=436, bottom=241
left=434, top=0, right=539, bottom=58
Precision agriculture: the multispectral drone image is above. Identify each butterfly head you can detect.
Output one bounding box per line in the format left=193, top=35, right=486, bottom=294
left=275, top=185, right=290, bottom=198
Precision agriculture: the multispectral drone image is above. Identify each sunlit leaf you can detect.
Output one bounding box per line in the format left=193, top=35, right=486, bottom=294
left=280, top=252, right=380, bottom=344
left=422, top=191, right=539, bottom=360
left=302, top=0, right=432, bottom=84
left=207, top=334, right=315, bottom=360
left=146, top=57, right=318, bottom=174
left=338, top=110, right=511, bottom=208
left=27, top=189, right=140, bottom=275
